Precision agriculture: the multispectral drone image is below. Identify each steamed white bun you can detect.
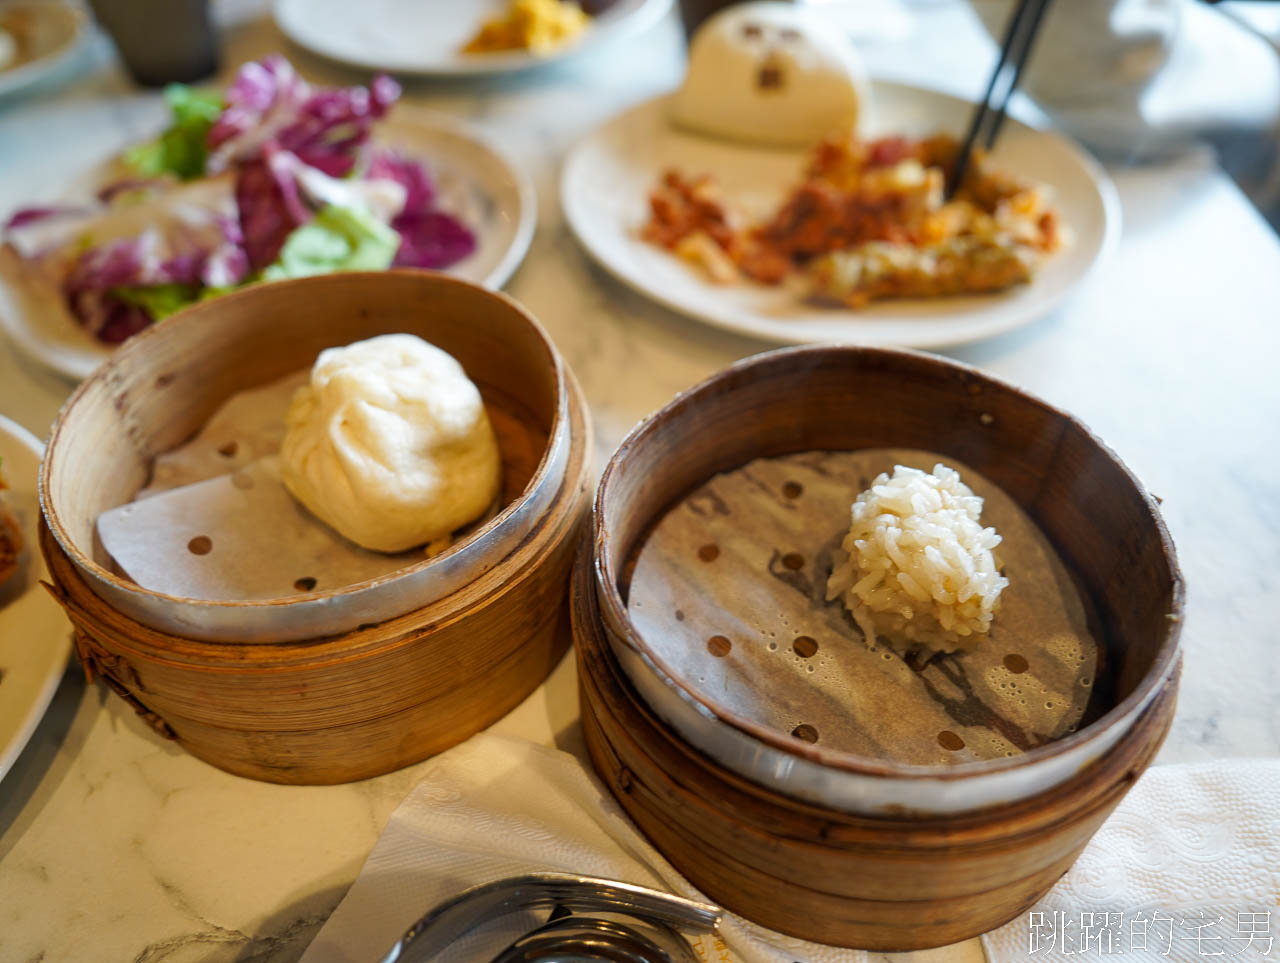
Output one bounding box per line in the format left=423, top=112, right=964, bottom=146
left=281, top=334, right=501, bottom=554
left=672, top=2, right=872, bottom=148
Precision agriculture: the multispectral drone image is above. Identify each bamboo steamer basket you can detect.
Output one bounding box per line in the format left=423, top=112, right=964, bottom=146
left=576, top=561, right=1178, bottom=950
left=39, top=271, right=592, bottom=784
left=574, top=344, right=1182, bottom=950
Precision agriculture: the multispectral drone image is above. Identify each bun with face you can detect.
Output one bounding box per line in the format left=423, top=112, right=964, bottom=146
left=671, top=1, right=873, bottom=148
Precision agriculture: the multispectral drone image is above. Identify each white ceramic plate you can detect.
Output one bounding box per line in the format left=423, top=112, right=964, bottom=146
left=0, top=415, right=70, bottom=784
left=274, top=0, right=672, bottom=78
left=562, top=83, right=1121, bottom=349
left=0, top=1, right=88, bottom=101
left=0, top=107, right=537, bottom=382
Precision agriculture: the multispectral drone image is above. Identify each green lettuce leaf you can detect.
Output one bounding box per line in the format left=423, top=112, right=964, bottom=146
left=125, top=84, right=224, bottom=181
left=111, top=283, right=203, bottom=321
left=262, top=205, right=400, bottom=281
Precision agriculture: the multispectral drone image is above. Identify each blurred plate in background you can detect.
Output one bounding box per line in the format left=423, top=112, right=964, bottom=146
left=0, top=0, right=88, bottom=100
left=274, top=0, right=672, bottom=78
left=0, top=415, right=69, bottom=785
left=562, top=82, right=1120, bottom=349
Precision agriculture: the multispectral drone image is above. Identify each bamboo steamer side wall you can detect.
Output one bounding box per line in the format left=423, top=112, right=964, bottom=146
left=572, top=552, right=1179, bottom=950
left=597, top=347, right=1180, bottom=710
left=40, top=369, right=592, bottom=786
left=47, top=519, right=579, bottom=783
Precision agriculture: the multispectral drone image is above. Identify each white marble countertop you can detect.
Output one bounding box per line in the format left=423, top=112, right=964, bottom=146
left=1, top=2, right=1278, bottom=961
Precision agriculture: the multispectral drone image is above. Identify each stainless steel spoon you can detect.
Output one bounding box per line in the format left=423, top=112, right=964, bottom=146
left=490, top=913, right=702, bottom=962
left=378, top=873, right=721, bottom=963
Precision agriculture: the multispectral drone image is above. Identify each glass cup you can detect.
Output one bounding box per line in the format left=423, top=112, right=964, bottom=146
left=87, top=0, right=218, bottom=87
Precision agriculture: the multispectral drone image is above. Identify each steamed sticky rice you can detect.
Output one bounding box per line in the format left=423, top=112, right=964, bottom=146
left=826, top=464, right=1007, bottom=652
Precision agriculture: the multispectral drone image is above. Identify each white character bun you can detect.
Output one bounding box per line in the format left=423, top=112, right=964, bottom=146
left=281, top=333, right=501, bottom=554
left=672, top=1, right=873, bottom=148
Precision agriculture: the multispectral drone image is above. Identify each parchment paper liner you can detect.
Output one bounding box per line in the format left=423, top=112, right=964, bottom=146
left=97, top=370, right=533, bottom=603
left=627, top=448, right=1103, bottom=767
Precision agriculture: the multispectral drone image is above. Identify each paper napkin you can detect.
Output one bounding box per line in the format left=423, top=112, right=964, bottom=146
left=299, top=734, right=1280, bottom=963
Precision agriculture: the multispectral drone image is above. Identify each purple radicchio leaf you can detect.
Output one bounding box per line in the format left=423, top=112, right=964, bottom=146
left=235, top=146, right=313, bottom=270
left=391, top=210, right=476, bottom=270
left=4, top=205, right=84, bottom=231
left=202, top=214, right=250, bottom=287
left=206, top=56, right=313, bottom=169
left=96, top=300, right=155, bottom=344
left=62, top=235, right=161, bottom=339
left=282, top=75, right=400, bottom=177
left=60, top=210, right=248, bottom=341
left=207, top=56, right=400, bottom=177
left=365, top=150, right=474, bottom=269
left=367, top=149, right=436, bottom=217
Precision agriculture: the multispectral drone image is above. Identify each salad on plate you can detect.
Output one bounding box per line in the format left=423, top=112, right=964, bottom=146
left=0, top=56, right=477, bottom=346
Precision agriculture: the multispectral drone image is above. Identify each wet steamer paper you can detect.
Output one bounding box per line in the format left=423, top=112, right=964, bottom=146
left=626, top=448, right=1103, bottom=766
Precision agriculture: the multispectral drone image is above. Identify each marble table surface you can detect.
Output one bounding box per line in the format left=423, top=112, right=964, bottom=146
left=0, top=2, right=1278, bottom=961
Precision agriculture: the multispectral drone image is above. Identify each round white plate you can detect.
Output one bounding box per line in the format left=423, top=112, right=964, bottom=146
left=274, top=0, right=672, bottom=78
left=0, top=107, right=536, bottom=382
left=0, top=415, right=70, bottom=784
left=562, top=84, right=1121, bottom=349
left=0, top=1, right=88, bottom=101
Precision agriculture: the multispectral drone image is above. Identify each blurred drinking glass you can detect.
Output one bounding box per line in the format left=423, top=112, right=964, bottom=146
left=968, top=0, right=1180, bottom=153
left=678, top=0, right=742, bottom=39
left=87, top=0, right=218, bottom=86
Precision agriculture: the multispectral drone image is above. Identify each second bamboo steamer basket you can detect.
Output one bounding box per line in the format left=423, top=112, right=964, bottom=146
left=40, top=270, right=592, bottom=784
left=575, top=555, right=1178, bottom=950
left=574, top=344, right=1183, bottom=949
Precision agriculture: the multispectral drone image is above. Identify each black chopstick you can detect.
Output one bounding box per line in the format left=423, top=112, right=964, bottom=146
left=947, top=0, right=1055, bottom=199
